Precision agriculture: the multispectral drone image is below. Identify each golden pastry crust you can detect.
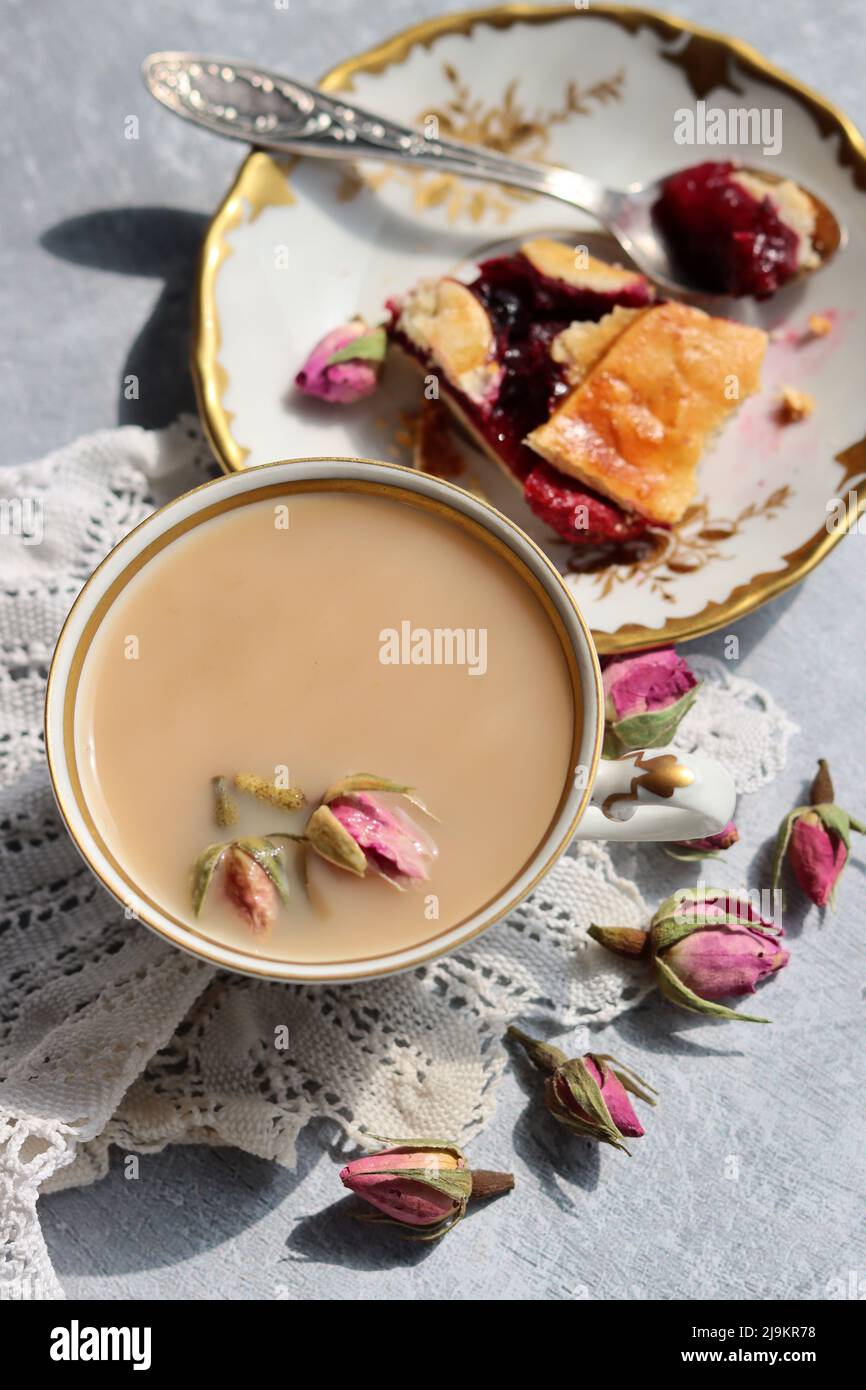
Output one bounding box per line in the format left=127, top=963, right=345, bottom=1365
left=521, top=237, right=648, bottom=292
left=551, top=306, right=646, bottom=386
left=395, top=278, right=501, bottom=405
left=526, top=303, right=768, bottom=525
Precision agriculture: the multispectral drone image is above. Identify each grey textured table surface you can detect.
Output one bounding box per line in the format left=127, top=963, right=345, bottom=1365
left=6, top=0, right=866, bottom=1301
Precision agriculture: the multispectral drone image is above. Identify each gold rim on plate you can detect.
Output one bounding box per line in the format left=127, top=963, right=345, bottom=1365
left=191, top=3, right=866, bottom=653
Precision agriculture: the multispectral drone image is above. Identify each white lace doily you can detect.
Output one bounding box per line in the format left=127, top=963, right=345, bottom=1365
left=0, top=420, right=796, bottom=1299
left=675, top=655, right=798, bottom=795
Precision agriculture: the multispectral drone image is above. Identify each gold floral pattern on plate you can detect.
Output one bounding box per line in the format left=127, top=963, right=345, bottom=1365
left=572, top=487, right=793, bottom=603
left=346, top=62, right=625, bottom=224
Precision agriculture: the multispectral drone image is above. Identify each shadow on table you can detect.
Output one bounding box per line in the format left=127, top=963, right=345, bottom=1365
left=42, top=1116, right=491, bottom=1281
left=607, top=995, right=761, bottom=1055
left=284, top=1177, right=510, bottom=1271
left=683, top=579, right=800, bottom=667
left=500, top=986, right=759, bottom=1207
left=42, top=1124, right=323, bottom=1284
left=285, top=1196, right=438, bottom=1270
left=501, top=996, right=760, bottom=1214
left=506, top=1041, right=602, bottom=1203
left=40, top=207, right=208, bottom=431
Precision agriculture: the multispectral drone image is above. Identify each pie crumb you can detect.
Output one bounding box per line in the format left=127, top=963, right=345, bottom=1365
left=779, top=385, right=816, bottom=423
left=807, top=313, right=833, bottom=338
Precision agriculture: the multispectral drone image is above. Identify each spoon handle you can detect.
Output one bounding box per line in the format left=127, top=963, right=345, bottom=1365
left=143, top=53, right=611, bottom=219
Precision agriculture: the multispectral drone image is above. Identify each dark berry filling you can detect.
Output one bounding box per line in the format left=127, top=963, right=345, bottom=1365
left=474, top=250, right=652, bottom=325
left=471, top=252, right=654, bottom=480
left=524, top=462, right=649, bottom=545
left=389, top=251, right=656, bottom=545
left=653, top=161, right=800, bottom=299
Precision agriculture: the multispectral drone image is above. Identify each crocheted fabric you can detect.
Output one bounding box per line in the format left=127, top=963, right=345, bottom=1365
left=0, top=420, right=796, bottom=1298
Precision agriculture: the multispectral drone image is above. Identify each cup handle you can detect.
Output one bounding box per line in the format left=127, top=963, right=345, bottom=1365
left=573, top=746, right=736, bottom=843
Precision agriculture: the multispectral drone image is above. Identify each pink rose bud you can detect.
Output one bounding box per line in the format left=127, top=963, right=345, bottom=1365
left=305, top=774, right=437, bottom=885
left=790, top=812, right=846, bottom=907
left=668, top=820, right=739, bottom=860
left=191, top=836, right=290, bottom=934
left=223, top=843, right=279, bottom=934
left=507, top=1028, right=656, bottom=1153
left=339, top=1139, right=513, bottom=1240
left=650, top=889, right=788, bottom=1022
left=295, top=317, right=385, bottom=403
left=601, top=646, right=699, bottom=756
left=589, top=888, right=789, bottom=1023
left=772, top=759, right=865, bottom=909
left=329, top=795, right=432, bottom=882
left=662, top=919, right=787, bottom=999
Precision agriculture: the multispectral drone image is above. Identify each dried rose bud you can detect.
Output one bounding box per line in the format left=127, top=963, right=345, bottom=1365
left=772, top=759, right=865, bottom=908
left=306, top=775, right=437, bottom=885
left=589, top=887, right=789, bottom=1023
left=295, top=317, right=385, bottom=403
left=223, top=844, right=279, bottom=934
left=507, top=1027, right=655, bottom=1154
left=653, top=901, right=787, bottom=1010
left=191, top=836, right=289, bottom=934
left=666, top=820, right=739, bottom=860
left=601, top=646, right=699, bottom=757
left=339, top=1138, right=513, bottom=1240
left=305, top=805, right=368, bottom=876
left=790, top=814, right=845, bottom=905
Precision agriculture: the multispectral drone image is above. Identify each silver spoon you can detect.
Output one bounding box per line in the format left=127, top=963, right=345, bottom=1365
left=142, top=52, right=843, bottom=300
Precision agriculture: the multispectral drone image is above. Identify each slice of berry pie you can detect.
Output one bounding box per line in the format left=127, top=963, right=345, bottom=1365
left=526, top=301, right=767, bottom=526
left=388, top=238, right=767, bottom=546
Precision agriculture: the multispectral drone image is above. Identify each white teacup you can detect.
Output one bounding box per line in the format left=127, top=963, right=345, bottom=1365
left=46, top=458, right=734, bottom=983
